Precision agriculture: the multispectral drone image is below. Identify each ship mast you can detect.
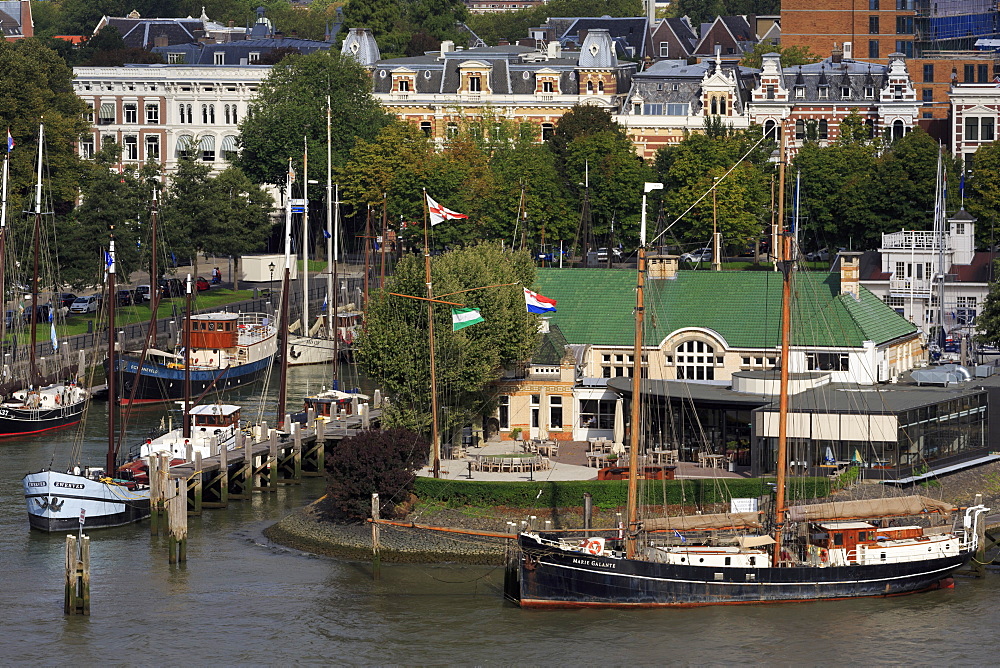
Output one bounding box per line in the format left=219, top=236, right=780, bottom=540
left=106, top=238, right=118, bottom=474
left=29, top=123, right=43, bottom=385
left=625, top=182, right=662, bottom=559
left=772, top=125, right=791, bottom=567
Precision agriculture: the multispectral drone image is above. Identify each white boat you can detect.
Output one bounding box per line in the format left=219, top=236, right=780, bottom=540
left=133, top=403, right=242, bottom=462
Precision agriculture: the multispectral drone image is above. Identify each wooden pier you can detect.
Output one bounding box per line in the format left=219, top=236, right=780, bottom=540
left=166, top=408, right=380, bottom=515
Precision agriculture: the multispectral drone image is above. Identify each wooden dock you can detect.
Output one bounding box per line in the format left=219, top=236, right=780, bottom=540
left=166, top=407, right=380, bottom=514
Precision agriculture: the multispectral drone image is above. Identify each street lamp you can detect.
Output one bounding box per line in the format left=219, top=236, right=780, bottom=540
left=268, top=261, right=275, bottom=304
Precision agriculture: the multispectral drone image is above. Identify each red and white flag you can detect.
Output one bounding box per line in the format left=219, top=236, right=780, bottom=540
left=426, top=193, right=468, bottom=226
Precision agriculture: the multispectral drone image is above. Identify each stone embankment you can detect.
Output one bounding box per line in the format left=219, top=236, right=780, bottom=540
left=265, top=462, right=1000, bottom=564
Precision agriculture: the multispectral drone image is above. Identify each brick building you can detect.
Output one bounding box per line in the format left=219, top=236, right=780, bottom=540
left=781, top=0, right=999, bottom=120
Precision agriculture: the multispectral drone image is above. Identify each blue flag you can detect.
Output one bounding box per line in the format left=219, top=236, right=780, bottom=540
left=323, top=229, right=332, bottom=239
left=673, top=529, right=686, bottom=543
left=6, top=129, right=13, bottom=153
left=50, top=321, right=58, bottom=352
left=104, top=250, right=113, bottom=269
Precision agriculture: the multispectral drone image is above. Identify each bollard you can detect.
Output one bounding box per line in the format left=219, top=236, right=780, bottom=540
left=168, top=479, right=188, bottom=564
left=64, top=534, right=90, bottom=615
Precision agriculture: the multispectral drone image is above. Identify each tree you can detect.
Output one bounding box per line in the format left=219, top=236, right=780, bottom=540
left=468, top=0, right=642, bottom=45
left=341, top=0, right=469, bottom=58
left=160, top=158, right=221, bottom=277
left=236, top=50, right=391, bottom=187
left=966, top=142, right=1000, bottom=247
left=60, top=143, right=160, bottom=289
left=976, top=261, right=1000, bottom=346
left=740, top=42, right=821, bottom=70
left=549, top=105, right=628, bottom=166
left=358, top=243, right=538, bottom=439
left=323, top=428, right=428, bottom=521
left=201, top=166, right=275, bottom=289
left=871, top=128, right=956, bottom=236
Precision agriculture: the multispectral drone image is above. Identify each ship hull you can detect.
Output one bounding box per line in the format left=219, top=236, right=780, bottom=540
left=287, top=335, right=336, bottom=366
left=23, top=470, right=150, bottom=532
left=511, top=534, right=969, bottom=608
left=108, top=355, right=273, bottom=405
left=0, top=402, right=86, bottom=437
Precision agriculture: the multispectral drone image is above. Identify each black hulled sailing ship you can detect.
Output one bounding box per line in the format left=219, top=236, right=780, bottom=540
left=505, top=172, right=990, bottom=608
left=0, top=123, right=88, bottom=437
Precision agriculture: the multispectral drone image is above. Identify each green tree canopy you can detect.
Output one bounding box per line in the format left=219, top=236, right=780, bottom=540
left=358, top=243, right=538, bottom=438
left=966, top=141, right=1000, bottom=246
left=341, top=0, right=469, bottom=58
left=236, top=50, right=391, bottom=187
left=469, top=0, right=642, bottom=46
left=740, top=42, right=822, bottom=70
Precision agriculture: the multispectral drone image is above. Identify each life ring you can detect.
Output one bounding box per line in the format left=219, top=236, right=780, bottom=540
left=586, top=540, right=602, bottom=555
left=820, top=548, right=829, bottom=563
left=54, top=393, right=61, bottom=405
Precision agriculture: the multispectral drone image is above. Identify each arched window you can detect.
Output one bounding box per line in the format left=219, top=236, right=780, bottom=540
left=224, top=105, right=231, bottom=124
left=598, top=81, right=604, bottom=93
left=675, top=340, right=717, bottom=380
left=795, top=119, right=805, bottom=140
left=209, top=104, right=215, bottom=124
left=819, top=119, right=828, bottom=139
left=231, top=106, right=238, bottom=124
left=202, top=104, right=208, bottom=123
left=892, top=119, right=904, bottom=140
left=711, top=97, right=718, bottom=114
left=720, top=97, right=727, bottom=115
left=587, top=80, right=594, bottom=93
left=186, top=104, right=192, bottom=123
left=763, top=119, right=777, bottom=139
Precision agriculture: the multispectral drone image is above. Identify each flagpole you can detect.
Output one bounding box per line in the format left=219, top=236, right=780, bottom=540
left=422, top=188, right=440, bottom=478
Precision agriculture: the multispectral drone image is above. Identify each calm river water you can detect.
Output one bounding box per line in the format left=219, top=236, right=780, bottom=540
left=1, top=365, right=998, bottom=664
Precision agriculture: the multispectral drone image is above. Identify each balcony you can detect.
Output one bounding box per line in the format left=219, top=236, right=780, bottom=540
left=881, top=230, right=950, bottom=251
left=889, top=276, right=934, bottom=297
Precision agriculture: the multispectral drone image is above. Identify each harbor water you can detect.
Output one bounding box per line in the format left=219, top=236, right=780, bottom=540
left=1, top=365, right=998, bottom=664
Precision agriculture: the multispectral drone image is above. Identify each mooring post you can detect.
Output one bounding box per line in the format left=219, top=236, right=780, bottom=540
left=975, top=493, right=986, bottom=577
left=149, top=455, right=160, bottom=536
left=184, top=440, right=193, bottom=464
left=217, top=436, right=229, bottom=507
left=292, top=422, right=302, bottom=482
left=371, top=492, right=381, bottom=580
left=64, top=533, right=90, bottom=615
left=303, top=418, right=325, bottom=477
left=168, top=479, right=188, bottom=564
left=268, top=429, right=278, bottom=492
left=583, top=492, right=593, bottom=538
left=191, top=452, right=203, bottom=515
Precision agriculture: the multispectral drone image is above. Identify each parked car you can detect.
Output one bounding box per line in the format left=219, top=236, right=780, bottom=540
left=159, top=278, right=184, bottom=298
left=116, top=289, right=134, bottom=306
left=680, top=248, right=713, bottom=263
left=132, top=284, right=151, bottom=303
left=22, top=303, right=54, bottom=323
left=805, top=247, right=845, bottom=262
left=58, top=292, right=77, bottom=309
left=69, top=295, right=98, bottom=314
left=195, top=277, right=210, bottom=292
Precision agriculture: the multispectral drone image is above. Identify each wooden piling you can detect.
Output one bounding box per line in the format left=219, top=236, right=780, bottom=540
left=292, top=423, right=302, bottom=481
left=371, top=492, right=381, bottom=580
left=64, top=534, right=90, bottom=615
left=303, top=419, right=325, bottom=477
left=268, top=429, right=278, bottom=492
left=191, top=452, right=203, bottom=515
left=167, top=479, right=188, bottom=564
left=149, top=455, right=161, bottom=536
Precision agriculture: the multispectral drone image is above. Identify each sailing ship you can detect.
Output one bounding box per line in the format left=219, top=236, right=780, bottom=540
left=504, top=171, right=990, bottom=607
left=23, top=239, right=151, bottom=531
left=0, top=124, right=89, bottom=437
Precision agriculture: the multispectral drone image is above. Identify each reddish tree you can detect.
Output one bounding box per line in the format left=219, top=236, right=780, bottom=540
left=323, top=428, right=428, bottom=521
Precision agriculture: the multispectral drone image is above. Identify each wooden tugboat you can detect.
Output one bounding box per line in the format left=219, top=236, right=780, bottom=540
left=505, top=173, right=990, bottom=608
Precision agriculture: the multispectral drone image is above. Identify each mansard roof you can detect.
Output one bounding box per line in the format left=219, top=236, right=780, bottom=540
left=783, top=57, right=889, bottom=102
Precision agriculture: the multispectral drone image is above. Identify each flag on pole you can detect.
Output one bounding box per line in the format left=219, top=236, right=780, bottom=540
left=323, top=228, right=332, bottom=239
left=6, top=130, right=13, bottom=153
left=321, top=294, right=328, bottom=312
left=104, top=250, right=114, bottom=270
left=50, top=321, right=58, bottom=353
left=452, top=307, right=484, bottom=331
left=673, top=529, right=686, bottom=543
left=524, top=287, right=557, bottom=314
left=426, top=193, right=468, bottom=226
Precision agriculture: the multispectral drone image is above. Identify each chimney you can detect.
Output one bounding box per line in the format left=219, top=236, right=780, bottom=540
left=647, top=255, right=679, bottom=280
left=229, top=20, right=234, bottom=28
left=838, top=251, right=863, bottom=300
left=831, top=42, right=843, bottom=64
left=547, top=40, right=561, bottom=59
left=439, top=40, right=454, bottom=59
left=154, top=34, right=168, bottom=48
left=498, top=38, right=509, bottom=46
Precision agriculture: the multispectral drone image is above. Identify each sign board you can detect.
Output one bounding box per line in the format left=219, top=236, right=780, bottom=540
left=79, top=509, right=86, bottom=525
left=730, top=497, right=758, bottom=514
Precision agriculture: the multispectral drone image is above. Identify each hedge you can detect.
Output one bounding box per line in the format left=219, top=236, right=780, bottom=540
left=414, top=477, right=832, bottom=510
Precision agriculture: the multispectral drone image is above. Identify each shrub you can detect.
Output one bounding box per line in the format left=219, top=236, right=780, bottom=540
left=324, top=428, right=428, bottom=521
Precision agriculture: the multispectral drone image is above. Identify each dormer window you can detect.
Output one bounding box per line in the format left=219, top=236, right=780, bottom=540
left=469, top=76, right=482, bottom=92
left=656, top=83, right=663, bottom=91
left=841, top=86, right=851, bottom=97
left=398, top=79, right=410, bottom=91
left=818, top=87, right=829, bottom=99
left=542, top=80, right=554, bottom=93
left=794, top=86, right=805, bottom=98
left=864, top=86, right=875, bottom=98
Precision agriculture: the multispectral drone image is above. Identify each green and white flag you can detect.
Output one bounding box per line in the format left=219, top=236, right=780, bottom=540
left=452, top=307, right=484, bottom=331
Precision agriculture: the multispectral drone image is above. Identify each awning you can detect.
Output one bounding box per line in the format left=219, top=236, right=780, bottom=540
left=221, top=135, right=238, bottom=152
left=734, top=535, right=775, bottom=548
left=99, top=103, right=115, bottom=119
left=176, top=134, right=194, bottom=150
left=199, top=135, right=215, bottom=151
left=643, top=511, right=762, bottom=532
left=786, top=495, right=955, bottom=522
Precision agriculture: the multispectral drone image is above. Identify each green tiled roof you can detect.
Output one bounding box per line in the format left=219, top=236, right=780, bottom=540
left=533, top=269, right=917, bottom=349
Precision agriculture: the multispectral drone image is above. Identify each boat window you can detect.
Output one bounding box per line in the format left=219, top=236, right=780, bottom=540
left=858, top=531, right=869, bottom=542
left=209, top=322, right=216, bottom=331
left=724, top=557, right=731, bottom=565
left=833, top=533, right=844, bottom=546
left=749, top=556, right=756, bottom=566
left=880, top=552, right=886, bottom=561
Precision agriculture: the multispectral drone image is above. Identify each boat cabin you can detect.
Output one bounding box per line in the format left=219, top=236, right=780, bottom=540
left=303, top=389, right=369, bottom=418
left=813, top=521, right=879, bottom=554
left=185, top=313, right=239, bottom=350
left=188, top=403, right=241, bottom=429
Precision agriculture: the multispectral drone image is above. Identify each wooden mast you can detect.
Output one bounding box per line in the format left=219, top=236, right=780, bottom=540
left=772, top=124, right=791, bottom=567
left=29, top=123, right=43, bottom=385
left=302, top=137, right=310, bottom=341
left=0, top=127, right=8, bottom=355
left=422, top=189, right=440, bottom=478
left=277, top=159, right=293, bottom=429
left=380, top=192, right=388, bottom=288
left=106, top=238, right=118, bottom=474
left=325, top=97, right=335, bottom=359
left=626, top=182, right=662, bottom=559
left=182, top=275, right=192, bottom=439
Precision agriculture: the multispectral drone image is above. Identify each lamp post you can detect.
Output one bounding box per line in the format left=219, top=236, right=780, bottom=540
left=268, top=261, right=275, bottom=304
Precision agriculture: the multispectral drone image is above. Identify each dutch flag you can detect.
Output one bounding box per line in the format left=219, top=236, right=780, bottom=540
left=524, top=287, right=557, bottom=314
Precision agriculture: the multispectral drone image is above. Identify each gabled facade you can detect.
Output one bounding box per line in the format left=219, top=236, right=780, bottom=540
left=691, top=15, right=756, bottom=57
left=645, top=16, right=699, bottom=62
left=0, top=0, right=31, bottom=41
left=749, top=51, right=919, bottom=157
left=949, top=82, right=1000, bottom=171
left=367, top=30, right=635, bottom=144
